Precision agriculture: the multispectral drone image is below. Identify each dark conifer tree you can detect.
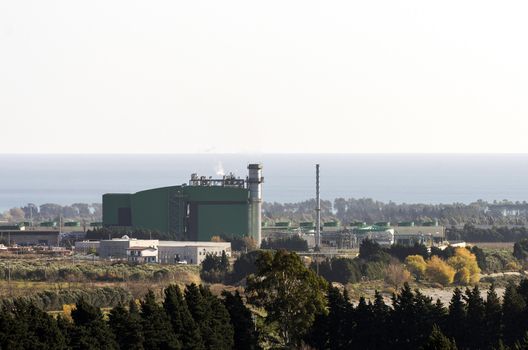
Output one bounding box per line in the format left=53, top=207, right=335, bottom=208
left=140, top=290, right=181, bottom=350
left=371, top=290, right=390, bottom=350
left=465, top=286, right=486, bottom=349
left=485, top=284, right=502, bottom=349
left=421, top=325, right=458, bottom=350
left=431, top=298, right=447, bottom=331
left=503, top=283, right=527, bottom=346
left=199, top=285, right=234, bottom=350
left=70, top=298, right=118, bottom=350
left=353, top=296, right=373, bottom=349
left=446, top=288, right=467, bottom=346
left=108, top=302, right=144, bottom=350
left=391, top=283, right=429, bottom=349
left=222, top=290, right=260, bottom=350
left=164, top=284, right=205, bottom=350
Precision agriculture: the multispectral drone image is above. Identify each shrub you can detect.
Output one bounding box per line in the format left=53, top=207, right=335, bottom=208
left=405, top=255, right=427, bottom=281
left=454, top=267, right=471, bottom=285
left=447, top=248, right=480, bottom=284
left=384, top=264, right=411, bottom=288
left=426, top=256, right=455, bottom=286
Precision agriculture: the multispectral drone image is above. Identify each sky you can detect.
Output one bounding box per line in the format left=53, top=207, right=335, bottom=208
left=1, top=1, right=528, bottom=153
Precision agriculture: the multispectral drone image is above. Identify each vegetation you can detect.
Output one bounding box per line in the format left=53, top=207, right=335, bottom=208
left=264, top=198, right=528, bottom=226
left=0, top=259, right=198, bottom=283
left=6, top=249, right=528, bottom=349
left=447, top=224, right=528, bottom=242
left=0, top=283, right=244, bottom=350
left=306, top=282, right=528, bottom=350
left=200, top=252, right=229, bottom=283
left=260, top=236, right=308, bottom=252
left=246, top=250, right=327, bottom=347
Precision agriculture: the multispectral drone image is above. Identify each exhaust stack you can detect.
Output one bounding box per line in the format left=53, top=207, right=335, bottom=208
left=316, top=164, right=321, bottom=249
left=248, top=164, right=263, bottom=245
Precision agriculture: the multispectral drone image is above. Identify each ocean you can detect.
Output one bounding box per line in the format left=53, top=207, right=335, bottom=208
left=1, top=154, right=528, bottom=211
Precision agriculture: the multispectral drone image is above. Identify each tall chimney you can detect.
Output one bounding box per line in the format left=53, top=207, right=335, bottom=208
left=248, top=164, right=263, bottom=246
left=316, top=164, right=321, bottom=249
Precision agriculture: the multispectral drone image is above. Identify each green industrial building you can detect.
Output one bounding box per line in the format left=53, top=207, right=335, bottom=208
left=102, top=164, right=263, bottom=243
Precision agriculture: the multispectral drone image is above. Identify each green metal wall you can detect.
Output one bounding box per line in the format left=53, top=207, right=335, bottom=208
left=131, top=187, right=171, bottom=233
left=102, top=194, right=131, bottom=226
left=196, top=203, right=248, bottom=241
left=103, top=185, right=251, bottom=241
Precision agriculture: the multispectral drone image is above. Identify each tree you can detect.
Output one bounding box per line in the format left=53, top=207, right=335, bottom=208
left=140, top=290, right=181, bottom=350
left=446, top=288, right=466, bottom=346
left=108, top=302, right=144, bottom=350
left=503, top=283, right=527, bottom=346
left=426, top=256, right=455, bottom=286
left=9, top=207, right=25, bottom=222
left=405, top=255, right=427, bottom=281
left=484, top=284, right=502, bottom=349
left=70, top=298, right=118, bottom=350
left=384, top=263, right=411, bottom=289
left=185, top=284, right=234, bottom=350
left=447, top=248, right=480, bottom=284
left=465, top=286, right=485, bottom=349
left=163, top=285, right=204, bottom=350
left=421, top=325, right=457, bottom=350
left=222, top=291, right=260, bottom=350
left=246, top=250, right=328, bottom=347
left=198, top=286, right=234, bottom=350
left=513, top=239, right=528, bottom=261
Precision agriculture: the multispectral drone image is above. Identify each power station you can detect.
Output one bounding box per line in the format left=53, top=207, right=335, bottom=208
left=102, top=164, right=263, bottom=243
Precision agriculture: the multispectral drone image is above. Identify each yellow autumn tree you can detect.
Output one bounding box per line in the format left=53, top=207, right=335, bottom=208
left=426, top=256, right=456, bottom=286
left=405, top=255, right=427, bottom=281
left=447, top=248, right=480, bottom=285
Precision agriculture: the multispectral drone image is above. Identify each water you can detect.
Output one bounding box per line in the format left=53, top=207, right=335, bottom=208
left=1, top=154, right=528, bottom=211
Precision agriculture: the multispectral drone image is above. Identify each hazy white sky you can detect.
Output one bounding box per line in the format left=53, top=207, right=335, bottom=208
left=1, top=1, right=528, bottom=153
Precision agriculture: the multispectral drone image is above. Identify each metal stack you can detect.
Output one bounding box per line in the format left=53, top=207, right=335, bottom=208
left=316, top=164, right=321, bottom=249
left=248, top=163, right=263, bottom=246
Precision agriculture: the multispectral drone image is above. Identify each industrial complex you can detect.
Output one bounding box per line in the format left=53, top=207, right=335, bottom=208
left=102, top=164, right=263, bottom=243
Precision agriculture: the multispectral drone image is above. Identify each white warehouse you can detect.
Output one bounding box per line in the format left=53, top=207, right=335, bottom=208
left=158, top=241, right=231, bottom=265
left=75, top=236, right=231, bottom=265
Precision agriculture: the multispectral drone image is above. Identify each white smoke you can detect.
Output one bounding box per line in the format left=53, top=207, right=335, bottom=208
left=214, top=161, right=225, bottom=176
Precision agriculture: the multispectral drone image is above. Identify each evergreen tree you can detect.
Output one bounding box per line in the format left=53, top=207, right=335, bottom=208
left=421, top=325, right=457, bottom=350
left=222, top=290, right=260, bottom=350
left=465, top=285, right=486, bottom=349
left=246, top=250, right=327, bottom=347
left=371, top=291, right=390, bottom=350
left=0, top=301, right=68, bottom=350
left=503, top=283, right=527, bottom=346
left=164, top=284, right=205, bottom=350
left=140, top=290, right=181, bottom=350
left=199, top=285, right=234, bottom=350
left=70, top=298, right=118, bottom=350
left=446, top=288, right=467, bottom=347
left=108, top=302, right=144, bottom=350
left=485, top=284, right=503, bottom=349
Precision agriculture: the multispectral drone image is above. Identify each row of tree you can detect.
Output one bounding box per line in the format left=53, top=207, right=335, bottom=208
left=1, top=203, right=102, bottom=223
left=264, top=198, right=528, bottom=227
left=448, top=224, right=528, bottom=242
left=0, top=284, right=258, bottom=350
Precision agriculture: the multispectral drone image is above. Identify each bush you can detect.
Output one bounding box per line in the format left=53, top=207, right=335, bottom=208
left=447, top=248, right=480, bottom=284
left=405, top=255, right=427, bottom=281
left=454, top=267, right=471, bottom=285
left=384, top=264, right=411, bottom=288
left=426, top=256, right=455, bottom=286
left=260, top=236, right=308, bottom=251
left=514, top=239, right=528, bottom=261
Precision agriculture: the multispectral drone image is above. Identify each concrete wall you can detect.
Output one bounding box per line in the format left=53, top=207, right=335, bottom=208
left=98, top=239, right=159, bottom=258
left=0, top=231, right=60, bottom=246
left=158, top=242, right=231, bottom=265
